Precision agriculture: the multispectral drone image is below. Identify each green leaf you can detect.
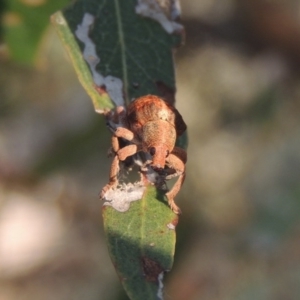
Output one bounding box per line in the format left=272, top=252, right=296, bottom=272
left=103, top=185, right=178, bottom=300
left=176, top=131, right=188, bottom=150
left=3, top=0, right=70, bottom=64
left=51, top=0, right=182, bottom=110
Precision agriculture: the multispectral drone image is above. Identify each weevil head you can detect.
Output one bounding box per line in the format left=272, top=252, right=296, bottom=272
left=142, top=120, right=176, bottom=171
left=148, top=145, right=170, bottom=171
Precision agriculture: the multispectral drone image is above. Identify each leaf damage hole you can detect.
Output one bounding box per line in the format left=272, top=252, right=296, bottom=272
left=75, top=13, right=125, bottom=107
left=157, top=272, right=164, bottom=300
left=135, top=0, right=183, bottom=34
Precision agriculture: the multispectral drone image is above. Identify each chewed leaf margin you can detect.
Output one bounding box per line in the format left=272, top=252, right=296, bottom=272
left=51, top=11, right=113, bottom=111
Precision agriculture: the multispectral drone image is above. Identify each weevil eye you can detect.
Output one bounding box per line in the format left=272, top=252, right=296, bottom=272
left=149, top=147, right=156, bottom=156
left=166, top=150, right=170, bottom=157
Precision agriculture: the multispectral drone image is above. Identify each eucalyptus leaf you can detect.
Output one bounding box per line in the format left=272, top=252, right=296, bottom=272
left=103, top=186, right=178, bottom=300
left=3, top=0, right=70, bottom=64
left=52, top=0, right=182, bottom=110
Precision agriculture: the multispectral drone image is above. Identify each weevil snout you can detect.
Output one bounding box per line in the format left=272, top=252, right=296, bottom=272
left=148, top=145, right=168, bottom=173
left=151, top=164, right=164, bottom=172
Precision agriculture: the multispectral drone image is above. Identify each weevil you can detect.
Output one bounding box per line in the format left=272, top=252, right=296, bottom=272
left=101, top=95, right=187, bottom=214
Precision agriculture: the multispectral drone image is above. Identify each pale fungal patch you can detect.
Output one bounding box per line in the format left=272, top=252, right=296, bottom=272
left=157, top=272, right=165, bottom=300
left=167, top=222, right=175, bottom=230
left=103, top=183, right=145, bottom=212
left=75, top=13, right=125, bottom=107
left=135, top=0, right=183, bottom=34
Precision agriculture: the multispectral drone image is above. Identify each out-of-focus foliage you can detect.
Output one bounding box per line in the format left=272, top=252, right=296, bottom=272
left=2, top=0, right=69, bottom=64
left=1, top=0, right=300, bottom=300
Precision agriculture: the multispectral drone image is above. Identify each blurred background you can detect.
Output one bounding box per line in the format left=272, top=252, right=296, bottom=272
left=1, top=0, right=300, bottom=299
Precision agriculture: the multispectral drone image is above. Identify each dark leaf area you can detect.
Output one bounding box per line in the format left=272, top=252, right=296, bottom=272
left=63, top=0, right=181, bottom=106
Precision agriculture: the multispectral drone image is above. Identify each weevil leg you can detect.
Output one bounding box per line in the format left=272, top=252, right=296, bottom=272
left=114, top=127, right=135, bottom=141
left=107, top=134, right=121, bottom=157
left=100, top=143, right=139, bottom=198
left=100, top=135, right=121, bottom=198
left=100, top=154, right=120, bottom=199
left=166, top=172, right=185, bottom=214
left=117, top=144, right=138, bottom=161
left=165, top=147, right=187, bottom=214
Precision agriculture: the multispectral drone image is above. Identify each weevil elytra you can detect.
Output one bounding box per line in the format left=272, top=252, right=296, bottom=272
left=101, top=95, right=187, bottom=214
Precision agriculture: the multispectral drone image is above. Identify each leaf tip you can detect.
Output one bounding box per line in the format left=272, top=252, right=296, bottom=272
left=51, top=11, right=66, bottom=26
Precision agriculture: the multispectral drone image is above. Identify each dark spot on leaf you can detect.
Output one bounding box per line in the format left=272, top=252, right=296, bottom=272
left=95, top=84, right=107, bottom=95
left=141, top=256, right=164, bottom=282
left=155, top=81, right=175, bottom=105
left=171, top=216, right=179, bottom=227
left=132, top=82, right=139, bottom=89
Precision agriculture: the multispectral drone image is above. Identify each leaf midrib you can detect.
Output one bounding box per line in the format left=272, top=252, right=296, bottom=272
left=140, top=188, right=158, bottom=300
left=114, top=0, right=129, bottom=105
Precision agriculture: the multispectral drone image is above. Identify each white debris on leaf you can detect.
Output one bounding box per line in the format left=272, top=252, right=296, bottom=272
left=135, top=0, right=183, bottom=34
left=103, top=183, right=146, bottom=212
left=75, top=13, right=125, bottom=107
left=167, top=222, right=175, bottom=230
left=157, top=272, right=165, bottom=300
